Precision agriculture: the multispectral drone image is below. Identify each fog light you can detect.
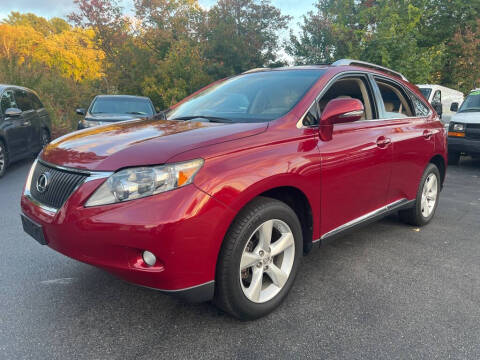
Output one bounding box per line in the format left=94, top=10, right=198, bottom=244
left=142, top=251, right=156, bottom=266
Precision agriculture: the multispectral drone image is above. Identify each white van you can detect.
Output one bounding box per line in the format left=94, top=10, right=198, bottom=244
left=417, top=84, right=464, bottom=124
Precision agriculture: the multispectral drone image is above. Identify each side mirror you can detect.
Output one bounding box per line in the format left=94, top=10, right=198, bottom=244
left=5, top=108, right=22, bottom=117
left=320, top=98, right=364, bottom=125
left=76, top=108, right=86, bottom=115
left=450, top=102, right=459, bottom=112
left=319, top=98, right=364, bottom=141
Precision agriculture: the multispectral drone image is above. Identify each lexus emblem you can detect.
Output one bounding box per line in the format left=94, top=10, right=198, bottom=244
left=36, top=172, right=51, bottom=193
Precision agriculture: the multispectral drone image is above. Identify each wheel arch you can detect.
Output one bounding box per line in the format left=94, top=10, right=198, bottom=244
left=429, top=154, right=446, bottom=186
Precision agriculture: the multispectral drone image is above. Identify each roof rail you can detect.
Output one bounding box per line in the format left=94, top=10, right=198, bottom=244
left=332, top=59, right=408, bottom=81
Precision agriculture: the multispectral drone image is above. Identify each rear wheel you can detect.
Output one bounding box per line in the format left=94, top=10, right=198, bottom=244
left=448, top=151, right=460, bottom=165
left=214, top=197, right=303, bottom=320
left=0, top=140, right=8, bottom=178
left=399, top=163, right=441, bottom=226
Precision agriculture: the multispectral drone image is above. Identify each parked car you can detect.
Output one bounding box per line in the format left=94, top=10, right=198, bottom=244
left=77, top=95, right=156, bottom=129
left=447, top=89, right=480, bottom=164
left=21, top=60, right=447, bottom=320
left=417, top=84, right=464, bottom=124
left=0, top=85, right=51, bottom=177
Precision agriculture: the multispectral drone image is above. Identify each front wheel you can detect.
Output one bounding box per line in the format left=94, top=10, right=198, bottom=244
left=399, top=163, right=441, bottom=226
left=41, top=129, right=50, bottom=149
left=0, top=140, right=8, bottom=178
left=214, top=197, right=303, bottom=320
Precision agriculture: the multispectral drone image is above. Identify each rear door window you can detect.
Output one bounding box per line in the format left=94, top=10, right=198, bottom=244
left=374, top=78, right=414, bottom=119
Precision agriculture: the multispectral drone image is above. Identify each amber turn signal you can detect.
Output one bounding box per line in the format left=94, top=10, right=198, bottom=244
left=448, top=132, right=465, bottom=137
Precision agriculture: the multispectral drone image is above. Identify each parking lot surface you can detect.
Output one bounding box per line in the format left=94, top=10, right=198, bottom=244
left=1, top=158, right=479, bottom=359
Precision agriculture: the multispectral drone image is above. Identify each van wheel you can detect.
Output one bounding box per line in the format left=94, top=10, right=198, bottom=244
left=399, top=163, right=441, bottom=226
left=0, top=140, right=8, bottom=178
left=448, top=151, right=460, bottom=165
left=214, top=197, right=303, bottom=320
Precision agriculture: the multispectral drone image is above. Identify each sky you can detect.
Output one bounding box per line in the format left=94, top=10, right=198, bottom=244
left=0, top=0, right=314, bottom=33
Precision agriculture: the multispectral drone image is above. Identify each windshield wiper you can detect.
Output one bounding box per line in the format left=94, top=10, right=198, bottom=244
left=126, top=111, right=147, bottom=115
left=171, top=115, right=233, bottom=123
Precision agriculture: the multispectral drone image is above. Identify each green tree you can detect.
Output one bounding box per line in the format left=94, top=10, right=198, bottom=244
left=203, top=0, right=291, bottom=77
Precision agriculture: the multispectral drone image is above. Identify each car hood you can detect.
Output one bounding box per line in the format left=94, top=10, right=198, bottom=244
left=451, top=112, right=480, bottom=124
left=41, top=119, right=268, bottom=171
left=85, top=113, right=146, bottom=122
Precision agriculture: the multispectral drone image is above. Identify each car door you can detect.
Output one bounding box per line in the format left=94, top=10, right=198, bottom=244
left=14, top=89, right=36, bottom=152
left=372, top=76, right=436, bottom=203
left=317, top=73, right=393, bottom=237
left=28, top=91, right=48, bottom=151
left=0, top=89, right=30, bottom=157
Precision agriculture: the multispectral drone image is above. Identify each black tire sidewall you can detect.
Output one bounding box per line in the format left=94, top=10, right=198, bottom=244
left=218, top=198, right=303, bottom=320
left=0, top=141, right=7, bottom=177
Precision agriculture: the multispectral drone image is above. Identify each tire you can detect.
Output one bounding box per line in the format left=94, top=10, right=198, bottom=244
left=214, top=197, right=303, bottom=320
left=399, top=163, right=441, bottom=226
left=0, top=140, right=8, bottom=178
left=448, top=151, right=460, bottom=165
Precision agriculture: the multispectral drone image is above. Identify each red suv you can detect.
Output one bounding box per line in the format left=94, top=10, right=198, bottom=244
left=21, top=60, right=447, bottom=320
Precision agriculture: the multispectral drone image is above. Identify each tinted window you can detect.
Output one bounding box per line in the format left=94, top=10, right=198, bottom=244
left=14, top=90, right=33, bottom=112
left=419, top=88, right=432, bottom=100
left=167, top=70, right=326, bottom=123
left=0, top=90, right=16, bottom=113
left=411, top=94, right=430, bottom=117
left=29, top=92, right=44, bottom=110
left=458, top=91, right=480, bottom=113
left=90, top=97, right=154, bottom=115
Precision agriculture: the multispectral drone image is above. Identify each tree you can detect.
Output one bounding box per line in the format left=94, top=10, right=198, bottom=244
left=286, top=0, right=478, bottom=85
left=203, top=0, right=291, bottom=77
left=450, top=19, right=480, bottom=93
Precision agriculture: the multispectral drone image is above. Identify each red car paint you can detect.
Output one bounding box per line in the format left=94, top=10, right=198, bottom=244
left=21, top=65, right=447, bottom=299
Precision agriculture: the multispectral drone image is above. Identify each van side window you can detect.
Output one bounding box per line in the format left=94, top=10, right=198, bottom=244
left=432, top=90, right=441, bottom=104
left=0, top=90, right=16, bottom=114
left=375, top=79, right=413, bottom=119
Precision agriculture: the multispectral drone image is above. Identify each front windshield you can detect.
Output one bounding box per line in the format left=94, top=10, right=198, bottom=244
left=167, top=69, right=326, bottom=123
left=419, top=88, right=432, bottom=100
left=90, top=97, right=153, bottom=115
left=458, top=91, right=480, bottom=113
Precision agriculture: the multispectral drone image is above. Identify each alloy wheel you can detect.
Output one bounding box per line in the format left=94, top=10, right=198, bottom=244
left=239, top=219, right=295, bottom=303
left=421, top=173, right=438, bottom=218
left=41, top=131, right=50, bottom=147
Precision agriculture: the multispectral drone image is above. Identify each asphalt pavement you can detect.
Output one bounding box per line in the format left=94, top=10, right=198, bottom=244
left=0, top=157, right=479, bottom=359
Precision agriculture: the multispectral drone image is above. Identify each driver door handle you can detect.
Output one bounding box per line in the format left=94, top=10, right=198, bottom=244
left=376, top=136, right=391, bottom=148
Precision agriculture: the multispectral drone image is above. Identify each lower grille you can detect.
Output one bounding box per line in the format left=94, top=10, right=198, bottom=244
left=29, top=161, right=88, bottom=210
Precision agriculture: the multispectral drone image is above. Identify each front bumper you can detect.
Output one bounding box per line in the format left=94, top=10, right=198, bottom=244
left=21, top=176, right=235, bottom=301
left=448, top=137, right=480, bottom=155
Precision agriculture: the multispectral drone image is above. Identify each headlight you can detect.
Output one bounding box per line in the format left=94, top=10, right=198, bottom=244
left=85, top=159, right=204, bottom=207
left=452, top=123, right=465, bottom=132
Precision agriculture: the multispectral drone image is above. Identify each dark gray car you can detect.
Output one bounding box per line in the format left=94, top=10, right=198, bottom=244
left=0, top=85, right=51, bottom=177
left=77, top=95, right=156, bottom=129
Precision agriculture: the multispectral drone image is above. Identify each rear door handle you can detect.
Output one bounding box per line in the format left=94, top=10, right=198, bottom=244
left=376, top=136, right=391, bottom=148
